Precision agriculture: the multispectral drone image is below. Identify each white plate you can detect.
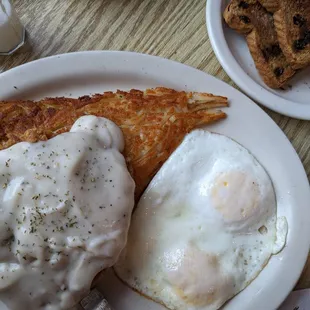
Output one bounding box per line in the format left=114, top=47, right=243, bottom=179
left=206, top=0, right=310, bottom=120
left=0, top=51, right=309, bottom=310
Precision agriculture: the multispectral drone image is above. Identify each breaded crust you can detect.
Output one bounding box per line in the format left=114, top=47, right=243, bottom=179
left=0, top=87, right=228, bottom=199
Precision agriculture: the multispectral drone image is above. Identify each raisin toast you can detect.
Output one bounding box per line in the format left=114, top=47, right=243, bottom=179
left=260, top=0, right=310, bottom=69
left=224, top=0, right=296, bottom=88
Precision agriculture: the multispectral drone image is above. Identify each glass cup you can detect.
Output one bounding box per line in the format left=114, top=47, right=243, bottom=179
left=0, top=0, right=25, bottom=55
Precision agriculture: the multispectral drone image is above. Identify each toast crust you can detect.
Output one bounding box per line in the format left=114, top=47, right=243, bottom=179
left=258, top=0, right=279, bottom=13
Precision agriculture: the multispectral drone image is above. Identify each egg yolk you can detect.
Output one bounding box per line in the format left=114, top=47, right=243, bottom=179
left=211, top=171, right=259, bottom=223
left=166, top=247, right=234, bottom=306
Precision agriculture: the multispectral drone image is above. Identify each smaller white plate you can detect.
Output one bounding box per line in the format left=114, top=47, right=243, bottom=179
left=206, top=0, right=310, bottom=120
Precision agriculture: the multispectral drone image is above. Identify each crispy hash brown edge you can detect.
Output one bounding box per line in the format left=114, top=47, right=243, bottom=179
left=0, top=87, right=228, bottom=198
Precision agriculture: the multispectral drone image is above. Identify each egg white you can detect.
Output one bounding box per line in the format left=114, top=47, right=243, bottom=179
left=114, top=130, right=287, bottom=310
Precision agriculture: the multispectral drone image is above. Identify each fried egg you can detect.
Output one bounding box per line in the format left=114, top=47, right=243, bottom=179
left=114, top=130, right=287, bottom=310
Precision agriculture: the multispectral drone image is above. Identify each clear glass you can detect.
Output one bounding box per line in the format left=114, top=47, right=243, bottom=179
left=0, top=0, right=25, bottom=55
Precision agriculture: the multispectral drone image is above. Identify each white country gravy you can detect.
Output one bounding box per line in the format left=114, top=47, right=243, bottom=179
left=0, top=116, right=135, bottom=309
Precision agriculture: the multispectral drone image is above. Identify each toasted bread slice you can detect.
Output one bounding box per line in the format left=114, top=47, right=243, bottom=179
left=224, top=0, right=296, bottom=88
left=271, top=0, right=310, bottom=69
left=0, top=87, right=227, bottom=199
left=223, top=0, right=257, bottom=34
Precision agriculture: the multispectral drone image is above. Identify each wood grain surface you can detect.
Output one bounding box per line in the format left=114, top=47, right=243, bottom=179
left=0, top=0, right=310, bottom=290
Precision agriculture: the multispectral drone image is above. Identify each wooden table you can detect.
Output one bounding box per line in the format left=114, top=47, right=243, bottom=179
left=1, top=0, right=309, bottom=290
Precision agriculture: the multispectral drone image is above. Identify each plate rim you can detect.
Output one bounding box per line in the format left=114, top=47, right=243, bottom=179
left=0, top=50, right=310, bottom=309
left=206, top=0, right=310, bottom=120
